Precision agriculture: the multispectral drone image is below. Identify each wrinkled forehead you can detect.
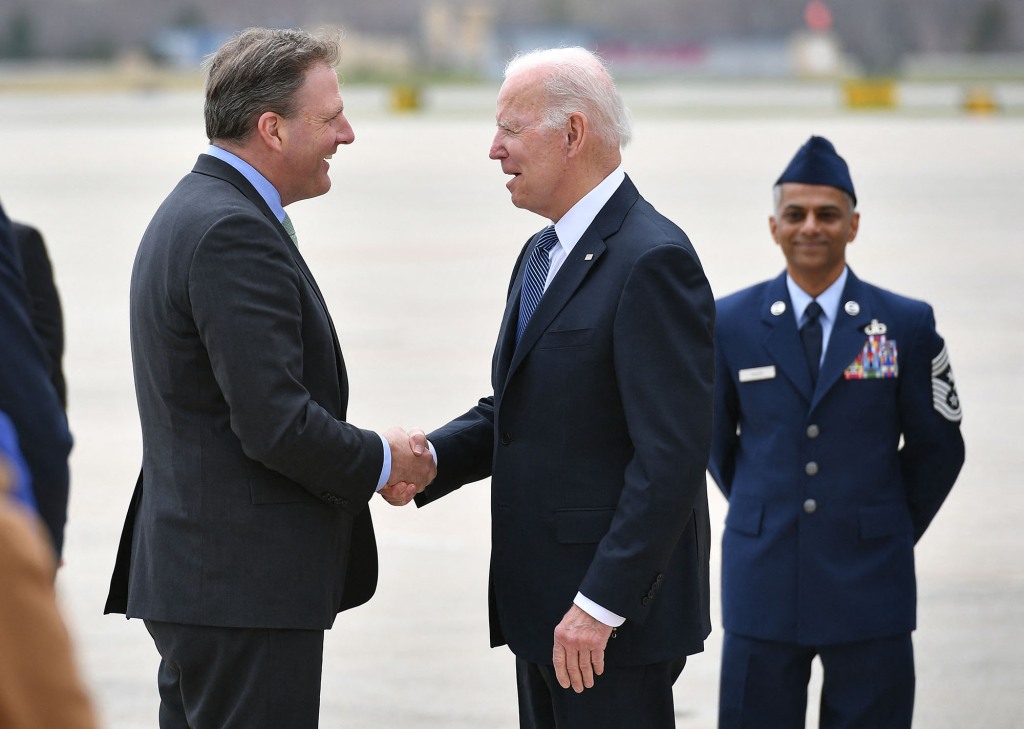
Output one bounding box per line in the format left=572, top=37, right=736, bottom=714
left=498, top=67, right=548, bottom=107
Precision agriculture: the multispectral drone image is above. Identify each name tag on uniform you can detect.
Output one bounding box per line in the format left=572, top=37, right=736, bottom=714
left=738, top=365, right=776, bottom=383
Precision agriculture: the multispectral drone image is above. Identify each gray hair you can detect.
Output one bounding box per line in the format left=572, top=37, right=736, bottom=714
left=505, top=47, right=632, bottom=149
left=203, top=27, right=341, bottom=143
left=773, top=184, right=857, bottom=212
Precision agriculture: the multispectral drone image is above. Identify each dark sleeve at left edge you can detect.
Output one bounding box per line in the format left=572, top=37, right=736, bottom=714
left=0, top=209, right=71, bottom=557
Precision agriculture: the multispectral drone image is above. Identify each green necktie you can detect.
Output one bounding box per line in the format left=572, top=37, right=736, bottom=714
left=281, top=214, right=298, bottom=246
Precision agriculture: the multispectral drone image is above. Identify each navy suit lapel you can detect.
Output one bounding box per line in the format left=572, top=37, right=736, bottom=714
left=494, top=252, right=526, bottom=390
left=761, top=273, right=815, bottom=402
left=502, top=177, right=637, bottom=385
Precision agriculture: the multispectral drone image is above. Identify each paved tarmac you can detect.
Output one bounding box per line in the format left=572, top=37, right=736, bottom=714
left=1, top=82, right=1023, bottom=727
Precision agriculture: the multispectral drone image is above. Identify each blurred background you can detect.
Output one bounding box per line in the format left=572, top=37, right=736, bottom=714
left=1, top=1, right=1023, bottom=728
left=1, top=0, right=1023, bottom=91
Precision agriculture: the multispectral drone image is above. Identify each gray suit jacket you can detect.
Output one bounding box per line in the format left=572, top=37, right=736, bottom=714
left=106, top=154, right=381, bottom=629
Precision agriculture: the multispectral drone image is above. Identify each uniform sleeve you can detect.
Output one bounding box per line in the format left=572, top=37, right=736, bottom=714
left=898, top=305, right=965, bottom=541
left=708, top=318, right=740, bottom=498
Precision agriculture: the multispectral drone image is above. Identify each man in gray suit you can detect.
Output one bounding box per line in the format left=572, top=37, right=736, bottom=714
left=105, top=28, right=434, bottom=728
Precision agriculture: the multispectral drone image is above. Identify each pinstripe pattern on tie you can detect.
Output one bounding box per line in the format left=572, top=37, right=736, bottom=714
left=281, top=214, right=298, bottom=246
left=516, top=226, right=559, bottom=344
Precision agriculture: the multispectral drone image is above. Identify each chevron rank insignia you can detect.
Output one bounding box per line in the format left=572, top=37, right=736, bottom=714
left=931, top=344, right=962, bottom=422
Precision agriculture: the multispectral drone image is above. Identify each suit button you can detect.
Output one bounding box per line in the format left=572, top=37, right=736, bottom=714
left=805, top=461, right=819, bottom=476
left=803, top=498, right=817, bottom=514
left=500, top=432, right=512, bottom=445
left=806, top=424, right=820, bottom=438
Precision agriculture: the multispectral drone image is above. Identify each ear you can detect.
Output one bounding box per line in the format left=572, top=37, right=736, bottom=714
left=256, top=111, right=285, bottom=153
left=565, top=112, right=587, bottom=156
left=769, top=215, right=779, bottom=244
left=848, top=210, right=860, bottom=243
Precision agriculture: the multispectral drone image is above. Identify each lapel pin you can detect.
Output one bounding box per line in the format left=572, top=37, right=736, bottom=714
left=844, top=300, right=861, bottom=316
left=584, top=253, right=594, bottom=261
left=770, top=301, right=786, bottom=316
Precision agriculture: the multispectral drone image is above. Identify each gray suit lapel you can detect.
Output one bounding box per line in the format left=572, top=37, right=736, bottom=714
left=193, top=154, right=346, bottom=378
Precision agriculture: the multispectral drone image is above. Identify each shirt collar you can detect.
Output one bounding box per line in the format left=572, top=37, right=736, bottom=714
left=787, top=266, right=849, bottom=325
left=550, top=166, right=625, bottom=257
left=204, top=145, right=286, bottom=222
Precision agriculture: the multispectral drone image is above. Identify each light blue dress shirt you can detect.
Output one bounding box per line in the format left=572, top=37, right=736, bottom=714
left=786, top=266, right=849, bottom=366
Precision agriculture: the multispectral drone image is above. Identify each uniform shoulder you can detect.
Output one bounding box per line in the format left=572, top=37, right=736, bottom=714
left=860, top=279, right=934, bottom=317
left=716, top=279, right=775, bottom=315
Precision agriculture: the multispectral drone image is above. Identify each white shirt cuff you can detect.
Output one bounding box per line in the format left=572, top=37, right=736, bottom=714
left=574, top=592, right=625, bottom=627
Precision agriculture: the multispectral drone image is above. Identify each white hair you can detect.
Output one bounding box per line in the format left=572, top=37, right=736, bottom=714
left=505, top=47, right=632, bottom=149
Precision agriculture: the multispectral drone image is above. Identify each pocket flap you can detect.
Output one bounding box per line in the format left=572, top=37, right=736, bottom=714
left=538, top=328, right=595, bottom=349
left=725, top=497, right=764, bottom=537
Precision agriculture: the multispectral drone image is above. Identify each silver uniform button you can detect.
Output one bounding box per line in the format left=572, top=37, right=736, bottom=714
left=806, top=424, right=820, bottom=438
left=805, top=461, right=819, bottom=476
left=803, top=498, right=818, bottom=514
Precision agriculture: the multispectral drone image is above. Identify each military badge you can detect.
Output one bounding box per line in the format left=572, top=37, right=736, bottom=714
left=931, top=344, right=962, bottom=422
left=844, top=319, right=898, bottom=379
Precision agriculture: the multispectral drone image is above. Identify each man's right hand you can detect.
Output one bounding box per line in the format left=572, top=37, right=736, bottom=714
left=381, top=427, right=435, bottom=506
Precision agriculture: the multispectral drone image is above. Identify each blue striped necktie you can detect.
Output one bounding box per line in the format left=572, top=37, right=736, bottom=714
left=517, top=226, right=559, bottom=344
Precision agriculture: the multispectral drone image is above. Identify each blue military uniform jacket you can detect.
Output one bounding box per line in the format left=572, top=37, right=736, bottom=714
left=709, top=268, right=964, bottom=646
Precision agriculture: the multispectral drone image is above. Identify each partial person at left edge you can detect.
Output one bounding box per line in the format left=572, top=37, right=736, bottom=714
left=104, top=27, right=434, bottom=729
left=11, top=220, right=68, bottom=409
left=0, top=199, right=73, bottom=559
left=0, top=410, right=98, bottom=729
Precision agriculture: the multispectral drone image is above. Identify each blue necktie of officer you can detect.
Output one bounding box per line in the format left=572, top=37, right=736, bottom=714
left=801, top=300, right=824, bottom=385
left=517, top=226, right=559, bottom=344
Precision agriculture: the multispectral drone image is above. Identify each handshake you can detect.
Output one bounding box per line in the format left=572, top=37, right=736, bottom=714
left=380, top=427, right=435, bottom=507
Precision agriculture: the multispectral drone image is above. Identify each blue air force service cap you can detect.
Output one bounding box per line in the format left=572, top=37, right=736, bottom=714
left=776, top=135, right=856, bottom=206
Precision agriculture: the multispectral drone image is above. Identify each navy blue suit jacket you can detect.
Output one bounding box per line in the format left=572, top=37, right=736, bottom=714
left=417, top=177, right=716, bottom=666
left=0, top=202, right=72, bottom=557
left=105, top=155, right=381, bottom=629
left=11, top=222, right=67, bottom=409
left=709, top=269, right=964, bottom=645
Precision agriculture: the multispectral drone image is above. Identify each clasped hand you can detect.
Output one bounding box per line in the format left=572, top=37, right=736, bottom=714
left=380, top=427, right=434, bottom=506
